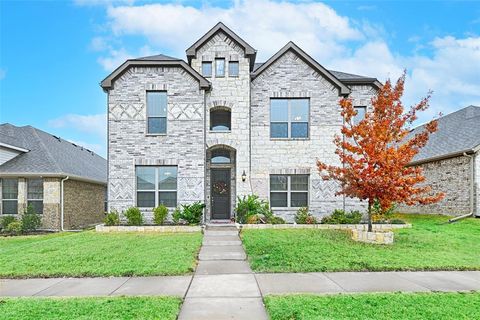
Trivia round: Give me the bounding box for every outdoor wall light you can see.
[241,170,247,182]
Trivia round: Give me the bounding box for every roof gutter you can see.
[449,152,476,222]
[408,149,476,166]
[0,142,29,153]
[0,172,106,185]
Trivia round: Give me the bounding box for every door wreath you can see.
[213,181,229,195]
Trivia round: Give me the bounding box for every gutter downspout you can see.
[449,152,474,223]
[60,176,69,231]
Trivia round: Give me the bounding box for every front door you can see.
[211,168,231,220]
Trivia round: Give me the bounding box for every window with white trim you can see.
[1,178,18,214]
[27,178,43,214]
[270,175,308,208]
[215,58,225,77]
[270,98,309,138]
[202,61,212,77]
[136,166,177,208]
[353,106,366,124]
[147,91,167,134]
[228,61,239,77]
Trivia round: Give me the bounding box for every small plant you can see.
[390,218,406,224]
[124,207,144,226]
[175,202,205,225]
[153,205,168,225]
[21,205,42,232]
[235,194,272,224]
[246,215,259,224]
[5,220,22,235]
[267,216,286,224]
[172,207,181,224]
[321,209,362,224]
[1,215,16,231]
[104,210,120,226]
[294,207,317,224]
[372,199,397,221]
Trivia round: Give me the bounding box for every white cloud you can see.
[92,0,480,124]
[74,0,134,6]
[49,113,106,137]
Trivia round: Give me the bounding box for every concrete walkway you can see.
[178,226,269,320]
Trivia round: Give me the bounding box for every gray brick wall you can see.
[107,66,206,220]
[250,51,371,221]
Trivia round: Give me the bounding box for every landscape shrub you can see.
[390,218,406,224]
[321,209,362,224]
[235,194,272,224]
[124,207,144,226]
[294,207,317,224]
[246,215,259,224]
[5,220,22,235]
[174,202,205,225]
[1,216,16,231]
[267,216,286,224]
[371,199,397,221]
[153,205,169,225]
[104,210,120,226]
[21,205,42,232]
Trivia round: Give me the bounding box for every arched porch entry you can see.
[206,145,236,221]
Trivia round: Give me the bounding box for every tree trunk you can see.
[367,200,373,232]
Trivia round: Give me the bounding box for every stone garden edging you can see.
[95,224,202,233]
[239,223,411,231]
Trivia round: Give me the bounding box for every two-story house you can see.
[101,23,381,222]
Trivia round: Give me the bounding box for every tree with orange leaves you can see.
[317,72,444,232]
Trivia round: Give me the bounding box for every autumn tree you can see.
[317,73,444,232]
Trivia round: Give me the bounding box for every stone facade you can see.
[105,25,379,223]
[398,155,474,216]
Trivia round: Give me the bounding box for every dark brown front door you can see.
[211,168,231,219]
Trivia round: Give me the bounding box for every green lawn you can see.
[265,292,480,320]
[0,231,202,278]
[0,297,181,320]
[241,214,480,272]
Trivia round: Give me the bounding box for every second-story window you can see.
[215,58,225,77]
[202,61,212,77]
[353,106,366,124]
[270,98,309,139]
[229,61,239,77]
[147,91,167,134]
[210,109,231,131]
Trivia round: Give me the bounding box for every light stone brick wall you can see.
[475,152,480,216]
[398,155,472,216]
[107,65,206,221]
[42,177,61,229]
[250,51,374,221]
[63,179,106,229]
[190,31,251,220]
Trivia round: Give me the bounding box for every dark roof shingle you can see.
[0,124,107,184]
[411,105,480,163]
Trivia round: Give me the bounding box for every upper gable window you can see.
[353,106,366,124]
[229,61,239,77]
[202,62,212,77]
[147,91,167,134]
[270,98,309,139]
[215,58,225,77]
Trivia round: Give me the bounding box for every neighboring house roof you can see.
[410,105,480,164]
[251,42,351,96]
[100,55,210,90]
[0,123,107,184]
[186,22,257,70]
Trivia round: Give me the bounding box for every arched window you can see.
[211,149,231,164]
[210,109,231,131]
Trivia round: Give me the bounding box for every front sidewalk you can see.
[2,271,479,298]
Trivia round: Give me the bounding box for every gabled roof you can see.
[186,22,257,69]
[0,124,107,184]
[251,42,351,96]
[410,105,480,164]
[100,54,210,90]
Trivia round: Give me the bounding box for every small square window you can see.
[229,61,239,77]
[202,62,212,77]
[215,58,225,77]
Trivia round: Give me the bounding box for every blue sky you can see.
[1,0,479,157]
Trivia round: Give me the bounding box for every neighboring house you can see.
[0,123,107,230]
[399,105,480,217]
[102,22,381,222]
